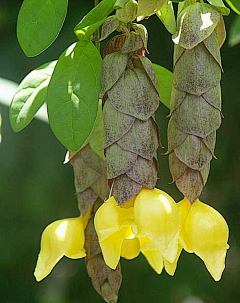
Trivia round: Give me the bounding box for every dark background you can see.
[0,1,240,302]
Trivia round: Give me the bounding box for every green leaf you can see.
[225,0,240,14]
[74,0,116,40]
[47,41,102,151]
[153,64,173,109]
[207,0,230,15]
[10,61,56,132]
[156,1,177,34]
[229,16,240,46]
[114,0,130,9]
[17,0,68,57]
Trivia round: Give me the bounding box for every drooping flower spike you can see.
[94,188,180,274]
[167,0,226,202]
[172,198,229,281]
[101,13,160,205]
[34,209,91,282]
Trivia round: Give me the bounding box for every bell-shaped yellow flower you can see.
[94,196,136,269]
[178,198,229,281]
[34,212,90,281]
[134,188,179,263]
[94,188,180,272]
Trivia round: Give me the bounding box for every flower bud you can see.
[116,0,138,23]
[34,216,86,281]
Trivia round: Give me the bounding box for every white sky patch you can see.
[200,13,213,31]
[65,43,76,57]
[172,12,186,44]
[0,77,48,123]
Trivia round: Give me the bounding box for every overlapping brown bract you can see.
[168,2,226,202]
[69,145,122,303]
[101,28,160,205]
[70,144,109,215]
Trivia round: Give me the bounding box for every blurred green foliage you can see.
[0,1,240,302]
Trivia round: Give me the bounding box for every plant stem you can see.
[94,0,100,52]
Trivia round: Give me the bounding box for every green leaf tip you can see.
[207,0,230,15]
[10,61,57,132]
[153,64,173,109]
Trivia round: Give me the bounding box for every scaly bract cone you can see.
[101,27,160,204]
[168,1,226,202]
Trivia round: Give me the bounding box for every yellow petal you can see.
[34,217,86,281]
[100,228,127,269]
[139,237,163,274]
[94,196,134,242]
[121,238,140,259]
[134,188,179,263]
[95,197,136,269]
[164,245,182,276]
[184,200,229,281]
[177,198,192,251]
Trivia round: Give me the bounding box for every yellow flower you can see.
[134,188,179,263]
[94,188,179,273]
[177,198,229,281]
[34,210,90,281]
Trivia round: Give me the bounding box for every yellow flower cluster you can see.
[94,188,229,281]
[94,188,179,275]
[34,188,229,282]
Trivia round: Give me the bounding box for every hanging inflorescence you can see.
[11,0,232,302]
[167,0,226,202]
[100,8,160,204]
